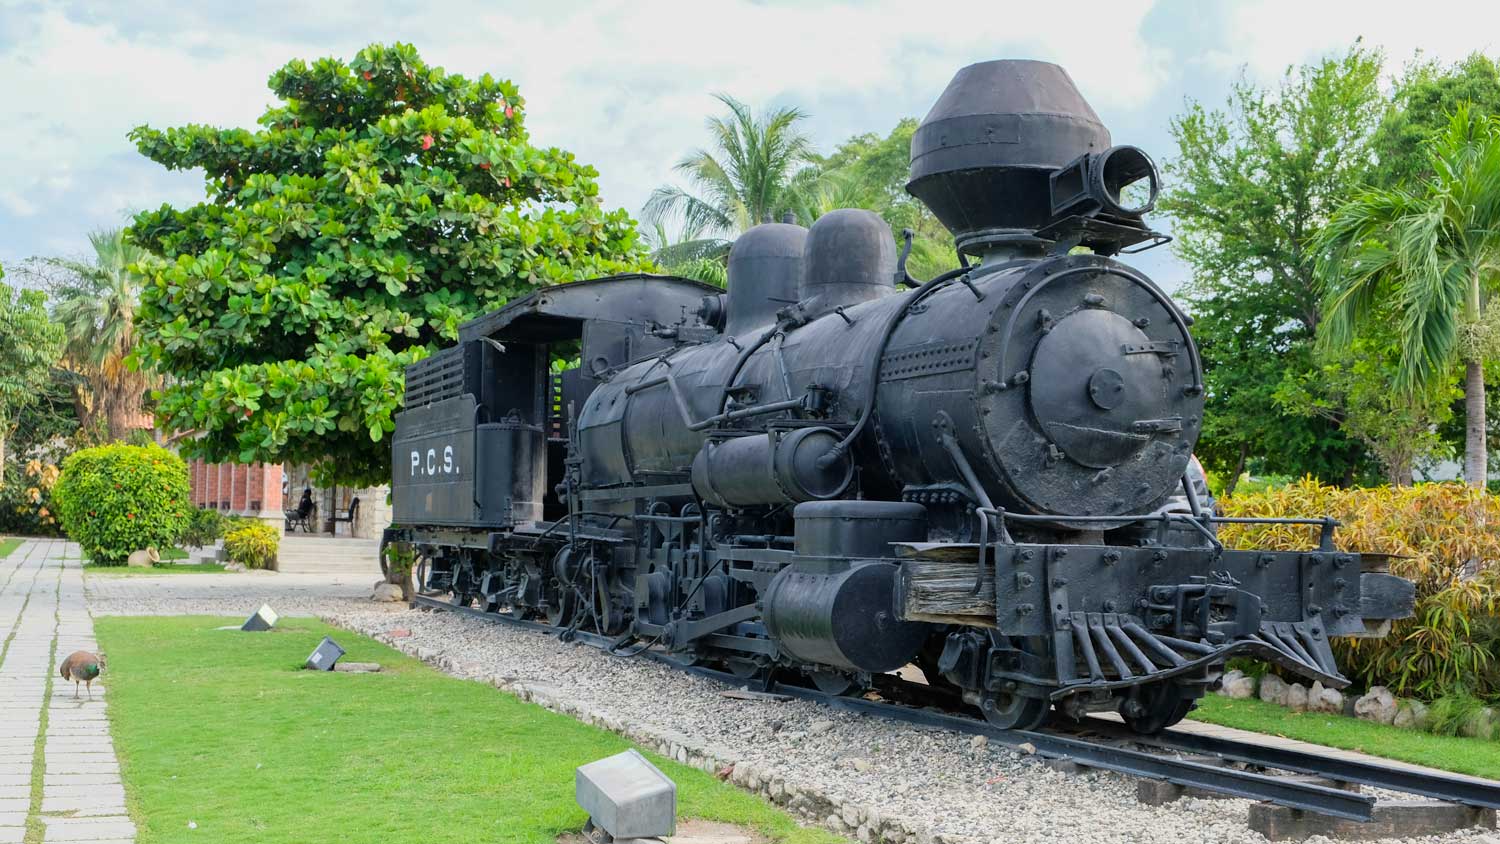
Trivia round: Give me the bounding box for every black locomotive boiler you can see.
[388,60,1415,732]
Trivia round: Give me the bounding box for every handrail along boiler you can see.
[388,60,1416,732]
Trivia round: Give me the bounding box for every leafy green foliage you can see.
[128,43,649,486]
[643,94,815,237]
[1427,690,1492,736]
[1315,106,1500,487]
[0,263,66,486]
[1276,333,1458,484]
[1160,45,1387,488]
[0,458,63,537]
[1372,53,1500,188]
[21,228,156,442]
[223,521,279,570]
[53,443,191,565]
[178,507,228,550]
[1219,479,1500,700]
[797,119,958,281]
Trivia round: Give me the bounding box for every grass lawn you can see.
[96,616,840,844]
[0,537,22,558]
[86,561,227,575]
[1191,695,1500,780]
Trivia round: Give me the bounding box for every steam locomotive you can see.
[387,60,1415,732]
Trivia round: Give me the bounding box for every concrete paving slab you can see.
[38,816,137,841]
[40,774,119,788]
[0,540,136,842]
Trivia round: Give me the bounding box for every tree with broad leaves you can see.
[1372,53,1500,189]
[129,43,649,486]
[1159,45,1387,490]
[0,262,66,487]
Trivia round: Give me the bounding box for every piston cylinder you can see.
[761,501,931,673]
[763,560,930,673]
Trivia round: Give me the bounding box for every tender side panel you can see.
[392,395,492,527]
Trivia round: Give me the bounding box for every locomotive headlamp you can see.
[1050,144,1160,221]
[1094,145,1159,216]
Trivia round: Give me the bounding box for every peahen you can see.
[59,651,106,700]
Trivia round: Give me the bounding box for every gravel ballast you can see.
[89,575,1496,844]
[323,605,1494,844]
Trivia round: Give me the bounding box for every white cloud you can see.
[2,0,1500,280]
[1226,0,1500,83]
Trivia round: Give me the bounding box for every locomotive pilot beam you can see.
[387,59,1416,733]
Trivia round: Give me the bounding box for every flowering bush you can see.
[0,459,64,536]
[1220,479,1500,700]
[52,443,191,565]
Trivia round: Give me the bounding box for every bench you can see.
[331,497,360,535]
[283,499,315,533]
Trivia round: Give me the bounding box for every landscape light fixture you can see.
[304,636,346,671]
[575,749,676,842]
[241,604,279,632]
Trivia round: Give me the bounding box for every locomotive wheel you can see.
[980,691,1050,731]
[809,670,855,696]
[546,591,577,628]
[450,591,475,608]
[1121,682,1195,735]
[725,657,762,679]
[593,577,626,635]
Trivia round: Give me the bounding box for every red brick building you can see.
[186,460,284,528]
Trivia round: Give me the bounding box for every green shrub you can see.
[1220,479,1500,701]
[178,507,228,549]
[1428,691,1489,736]
[223,522,279,570]
[52,443,191,565]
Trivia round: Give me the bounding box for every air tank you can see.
[800,208,896,317]
[725,221,807,334]
[907,59,1112,256]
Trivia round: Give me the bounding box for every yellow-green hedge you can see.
[1220,479,1500,700]
[223,522,279,571]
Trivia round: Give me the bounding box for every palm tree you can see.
[641,220,730,287]
[1315,105,1500,487]
[42,228,156,442]
[643,94,816,237]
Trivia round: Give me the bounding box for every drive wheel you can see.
[546,590,577,628]
[1121,682,1195,734]
[809,670,855,696]
[980,691,1050,731]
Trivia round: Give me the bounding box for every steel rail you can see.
[1090,718,1500,811]
[409,595,1378,820]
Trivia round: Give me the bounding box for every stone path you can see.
[0,540,134,844]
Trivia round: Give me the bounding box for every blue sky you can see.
[1,0,1497,295]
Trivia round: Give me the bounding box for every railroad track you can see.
[410,593,1500,826]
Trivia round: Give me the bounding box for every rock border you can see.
[1217,670,1496,737]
